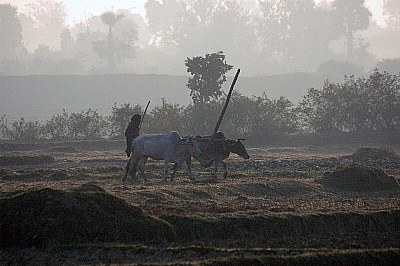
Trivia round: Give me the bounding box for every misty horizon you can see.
[1,0,400,122]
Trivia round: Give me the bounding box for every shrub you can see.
[108,103,142,138]
[67,109,107,140]
[7,118,42,142]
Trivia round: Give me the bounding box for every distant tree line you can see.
[1,68,399,143]
[1,0,400,76]
[0,95,298,142]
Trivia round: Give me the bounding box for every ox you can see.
[172,132,250,179]
[123,131,202,183]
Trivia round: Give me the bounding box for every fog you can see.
[1,0,400,121]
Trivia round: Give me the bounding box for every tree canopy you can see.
[185,51,233,105]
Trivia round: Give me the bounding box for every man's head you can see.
[215,131,225,139]
[131,114,141,123]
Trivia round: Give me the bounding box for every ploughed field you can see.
[1,143,399,265]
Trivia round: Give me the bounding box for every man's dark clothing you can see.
[125,120,140,157]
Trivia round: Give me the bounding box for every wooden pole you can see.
[211,68,241,140]
[139,100,150,131]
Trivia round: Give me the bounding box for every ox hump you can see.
[168,131,182,144]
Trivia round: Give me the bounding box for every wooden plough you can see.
[139,100,150,133]
[210,68,241,142]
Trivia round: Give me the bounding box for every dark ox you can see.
[172,132,250,179]
[124,131,202,183]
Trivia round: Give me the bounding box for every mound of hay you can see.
[0,155,55,166]
[319,164,400,191]
[344,147,400,162]
[0,185,175,247]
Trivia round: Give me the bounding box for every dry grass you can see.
[1,145,400,264]
[0,155,55,166]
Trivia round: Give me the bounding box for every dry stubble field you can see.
[0,143,400,265]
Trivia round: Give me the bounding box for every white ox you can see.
[123,131,202,183]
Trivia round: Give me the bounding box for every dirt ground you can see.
[1,145,400,265]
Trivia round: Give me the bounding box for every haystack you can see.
[344,147,400,163]
[319,164,400,192]
[0,185,175,247]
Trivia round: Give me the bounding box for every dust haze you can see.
[1,0,400,122]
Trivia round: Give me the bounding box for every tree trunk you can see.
[108,26,115,69]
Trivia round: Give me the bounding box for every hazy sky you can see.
[2,0,386,26]
[3,0,145,25]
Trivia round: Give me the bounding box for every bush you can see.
[0,115,9,139]
[182,101,221,135]
[3,117,43,142]
[108,103,142,138]
[145,98,185,134]
[42,110,69,141]
[297,70,400,132]
[67,109,107,140]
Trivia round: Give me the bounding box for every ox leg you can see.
[187,156,192,173]
[172,156,190,180]
[130,158,138,178]
[122,157,137,184]
[164,161,170,181]
[123,159,131,184]
[171,163,180,181]
[126,155,141,182]
[221,161,228,179]
[123,157,136,184]
[140,156,148,182]
[212,161,219,177]
[182,161,195,180]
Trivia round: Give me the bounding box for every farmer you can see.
[125,114,141,157]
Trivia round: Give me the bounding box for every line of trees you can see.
[297,70,400,132]
[1,69,399,143]
[0,94,298,142]
[1,0,400,76]
[1,51,399,143]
